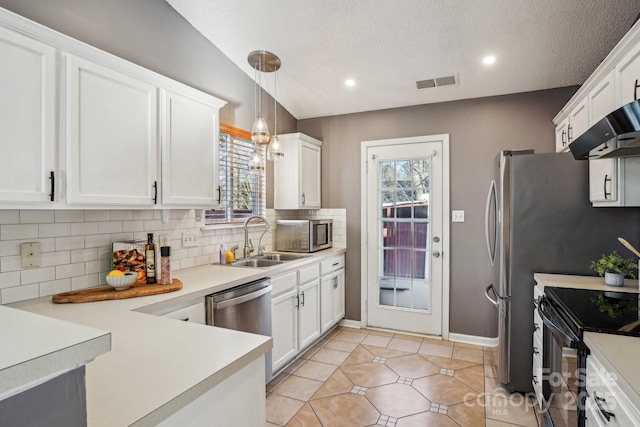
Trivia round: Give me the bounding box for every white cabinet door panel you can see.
[298,279,320,350]
[0,27,56,203]
[161,90,219,207]
[272,288,298,372]
[65,54,158,205]
[616,42,640,106]
[300,142,321,208]
[333,268,345,325]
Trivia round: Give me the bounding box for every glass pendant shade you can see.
[267,135,284,161]
[249,144,265,173]
[251,117,270,144]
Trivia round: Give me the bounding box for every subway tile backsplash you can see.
[0,208,346,305]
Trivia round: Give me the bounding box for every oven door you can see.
[537,295,586,427]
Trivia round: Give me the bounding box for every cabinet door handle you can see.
[635,79,639,101]
[533,346,539,355]
[300,291,305,307]
[567,124,573,142]
[49,171,55,202]
[216,185,221,204]
[594,392,615,422]
[181,317,189,322]
[562,130,567,146]
[332,262,340,267]
[295,294,300,309]
[301,192,306,206]
[333,276,338,289]
[533,323,539,332]
[153,181,158,204]
[604,174,611,199]
[532,375,538,385]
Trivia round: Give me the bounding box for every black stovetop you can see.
[545,286,640,337]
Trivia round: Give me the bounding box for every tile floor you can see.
[266,327,542,427]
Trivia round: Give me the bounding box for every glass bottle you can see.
[145,233,157,284]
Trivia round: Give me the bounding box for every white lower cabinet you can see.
[320,255,346,334]
[298,277,321,350]
[271,279,298,371]
[271,255,345,373]
[585,354,640,426]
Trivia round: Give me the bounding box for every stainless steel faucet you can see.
[243,215,270,258]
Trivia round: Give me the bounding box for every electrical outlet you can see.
[452,210,465,223]
[182,232,198,248]
[21,242,41,268]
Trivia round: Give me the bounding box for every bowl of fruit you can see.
[106,270,137,290]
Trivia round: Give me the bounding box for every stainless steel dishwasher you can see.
[205,278,273,383]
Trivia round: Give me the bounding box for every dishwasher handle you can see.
[215,285,272,310]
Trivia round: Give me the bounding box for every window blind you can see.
[206,131,265,223]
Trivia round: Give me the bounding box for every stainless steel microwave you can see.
[276,219,333,252]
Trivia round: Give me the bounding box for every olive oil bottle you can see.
[145,233,157,284]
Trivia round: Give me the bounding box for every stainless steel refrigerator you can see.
[484,150,640,393]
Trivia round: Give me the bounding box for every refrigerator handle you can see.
[484,284,499,307]
[485,180,497,266]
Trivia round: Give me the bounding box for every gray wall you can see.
[298,87,578,338]
[0,0,296,204]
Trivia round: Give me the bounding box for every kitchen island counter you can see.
[9,248,345,426]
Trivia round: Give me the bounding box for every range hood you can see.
[569,100,640,160]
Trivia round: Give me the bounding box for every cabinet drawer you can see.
[272,271,297,296]
[298,263,320,284]
[320,255,345,275]
[586,356,640,426]
[161,302,205,324]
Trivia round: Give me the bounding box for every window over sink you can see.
[206,125,265,224]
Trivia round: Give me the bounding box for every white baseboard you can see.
[449,332,498,347]
[338,319,362,329]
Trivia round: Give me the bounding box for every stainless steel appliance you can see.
[569,100,640,159]
[538,287,640,427]
[206,278,273,383]
[484,150,640,393]
[276,219,332,252]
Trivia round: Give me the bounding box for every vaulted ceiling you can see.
[165,0,640,119]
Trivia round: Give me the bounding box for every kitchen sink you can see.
[229,258,283,268]
[258,253,311,261]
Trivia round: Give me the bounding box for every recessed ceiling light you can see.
[345,79,356,87]
[483,56,496,65]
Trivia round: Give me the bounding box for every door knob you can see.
[432,251,441,258]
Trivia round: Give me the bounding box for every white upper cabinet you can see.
[0,27,57,204]
[554,117,570,153]
[274,133,322,209]
[616,40,640,105]
[161,89,224,208]
[64,54,159,206]
[567,99,589,145]
[588,72,618,205]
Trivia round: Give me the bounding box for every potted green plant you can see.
[589,251,637,287]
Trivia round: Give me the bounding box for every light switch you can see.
[21,242,41,268]
[452,210,465,223]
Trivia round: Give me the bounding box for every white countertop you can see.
[0,305,110,400]
[534,273,640,293]
[584,332,640,410]
[7,248,345,426]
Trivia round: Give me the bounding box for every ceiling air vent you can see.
[416,74,457,89]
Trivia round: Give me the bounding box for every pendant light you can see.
[248,50,284,161]
[249,142,264,173]
[267,70,284,161]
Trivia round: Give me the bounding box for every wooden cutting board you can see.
[52,279,183,303]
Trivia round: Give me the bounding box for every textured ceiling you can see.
[165,0,640,119]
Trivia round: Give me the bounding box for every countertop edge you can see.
[132,338,272,426]
[583,332,640,413]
